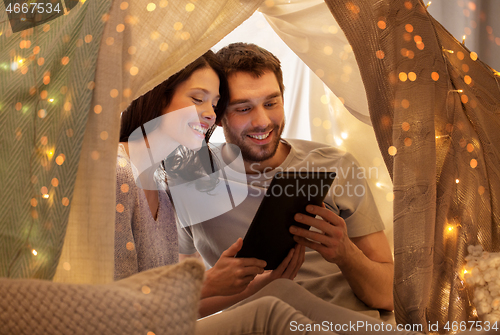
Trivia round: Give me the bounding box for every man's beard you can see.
[222,119,285,163]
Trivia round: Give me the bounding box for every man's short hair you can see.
[216,43,285,96]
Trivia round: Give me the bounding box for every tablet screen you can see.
[235,171,336,270]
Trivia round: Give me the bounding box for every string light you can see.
[462,35,466,45]
[426,1,432,8]
[42,194,49,199]
[32,249,37,256]
[460,267,468,281]
[456,179,460,184]
[442,48,454,54]
[450,89,463,93]
[48,98,54,102]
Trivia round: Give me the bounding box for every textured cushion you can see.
[0,259,204,335]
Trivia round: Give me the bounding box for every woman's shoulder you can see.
[116,143,135,185]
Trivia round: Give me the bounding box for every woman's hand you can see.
[201,238,267,298]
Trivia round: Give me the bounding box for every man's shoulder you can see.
[284,138,352,162]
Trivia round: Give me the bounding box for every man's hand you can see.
[243,243,305,297]
[290,203,395,310]
[290,204,353,266]
[201,238,267,298]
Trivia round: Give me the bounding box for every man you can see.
[178,43,394,316]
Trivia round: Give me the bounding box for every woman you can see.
[115,50,227,281]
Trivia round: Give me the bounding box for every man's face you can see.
[221,70,285,163]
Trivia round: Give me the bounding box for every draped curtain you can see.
[322,0,500,331]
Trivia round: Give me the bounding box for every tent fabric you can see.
[0,0,112,280]
[323,0,500,329]
[260,0,372,125]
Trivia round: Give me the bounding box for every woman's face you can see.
[160,67,220,150]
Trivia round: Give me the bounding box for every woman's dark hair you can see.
[120,50,228,142]
[119,50,228,191]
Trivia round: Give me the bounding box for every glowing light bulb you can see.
[341,132,348,139]
[426,1,431,8]
[462,35,466,44]
[32,249,37,256]
[18,59,24,64]
[376,182,382,188]
[460,267,468,280]
[42,194,49,199]
[456,179,460,184]
[48,98,54,102]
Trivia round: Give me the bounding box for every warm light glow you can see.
[42,194,49,199]
[462,35,466,44]
[456,179,460,184]
[376,182,382,188]
[341,132,348,139]
[442,48,454,54]
[388,146,397,156]
[426,1,431,8]
[460,267,468,280]
[48,98,54,102]
[32,249,38,256]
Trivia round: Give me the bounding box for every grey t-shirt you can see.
[177,139,385,268]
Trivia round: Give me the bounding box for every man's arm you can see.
[290,204,394,311]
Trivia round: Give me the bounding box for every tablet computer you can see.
[235,171,336,270]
